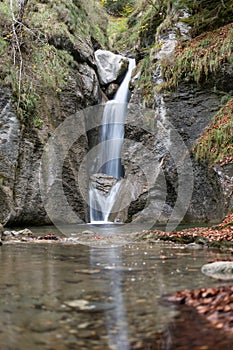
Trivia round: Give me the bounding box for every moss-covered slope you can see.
[0,0,108,127]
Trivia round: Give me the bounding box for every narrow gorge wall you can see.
[120,10,233,226]
[0,0,107,226]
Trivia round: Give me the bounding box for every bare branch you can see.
[220,0,226,8]
[10,0,23,110]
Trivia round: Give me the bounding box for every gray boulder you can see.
[94,49,129,85]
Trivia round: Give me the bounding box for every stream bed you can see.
[0,226,233,350]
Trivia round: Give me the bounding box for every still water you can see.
[0,229,232,350]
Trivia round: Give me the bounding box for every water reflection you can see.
[90,247,130,350]
[0,242,232,349]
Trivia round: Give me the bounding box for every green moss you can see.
[162,23,233,89]
[177,0,233,36]
[0,0,107,125]
[194,98,233,166]
[134,54,156,108]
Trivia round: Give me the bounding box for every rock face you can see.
[0,88,20,224]
[0,0,109,226]
[0,2,231,228]
[89,173,118,196]
[0,56,100,227]
[0,42,135,227]
[94,49,129,85]
[120,13,229,227]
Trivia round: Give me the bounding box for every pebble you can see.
[64,299,96,310]
[74,269,100,274]
[201,261,233,280]
[82,230,95,235]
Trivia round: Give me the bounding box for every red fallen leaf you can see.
[202,288,218,298]
[166,284,233,334]
[215,322,224,329]
[223,305,232,312]
[197,305,209,314]
[37,233,59,240]
[167,295,185,303]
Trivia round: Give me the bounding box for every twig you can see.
[220,0,226,8]
[14,20,47,44]
[10,0,23,110]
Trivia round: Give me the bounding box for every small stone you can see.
[2,230,12,236]
[82,230,95,235]
[64,299,96,310]
[74,269,100,274]
[187,243,202,249]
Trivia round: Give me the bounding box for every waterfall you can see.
[89,58,136,223]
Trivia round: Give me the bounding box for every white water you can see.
[89,58,136,223]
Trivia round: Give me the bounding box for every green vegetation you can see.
[194,98,233,166]
[134,55,156,108]
[107,0,166,53]
[0,0,107,126]
[162,23,233,89]
[106,0,168,106]
[177,0,233,36]
[101,0,134,16]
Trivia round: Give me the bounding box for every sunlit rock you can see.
[94,49,129,85]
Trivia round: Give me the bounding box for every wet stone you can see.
[201,261,233,280]
[82,230,95,235]
[74,269,101,274]
[64,299,95,310]
[64,299,114,312]
[29,316,59,333]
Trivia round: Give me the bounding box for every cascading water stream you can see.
[89,58,136,223]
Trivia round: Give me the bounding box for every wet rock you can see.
[0,79,94,226]
[64,299,96,310]
[105,83,119,99]
[89,173,118,196]
[201,261,233,280]
[82,230,95,235]
[74,269,100,274]
[48,34,96,68]
[77,63,100,105]
[2,228,33,241]
[124,13,226,226]
[0,88,20,224]
[64,299,114,312]
[29,313,59,333]
[0,223,3,238]
[94,49,129,85]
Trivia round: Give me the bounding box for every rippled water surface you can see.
[0,227,232,350]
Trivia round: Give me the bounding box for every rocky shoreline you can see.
[1,212,233,247]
